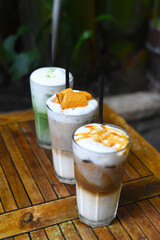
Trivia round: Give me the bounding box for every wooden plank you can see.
[73,219,97,240]
[65,184,76,195]
[117,207,147,240]
[0,164,17,212]
[0,125,44,205]
[120,175,160,205]
[108,218,131,240]
[0,134,31,208]
[103,104,160,179]
[0,196,77,239]
[0,201,4,214]
[128,151,152,177]
[0,110,34,126]
[9,123,57,201]
[138,200,160,231]
[125,161,141,180]
[45,225,64,240]
[93,226,115,240]
[126,203,160,239]
[59,221,81,240]
[30,229,48,240]
[123,173,130,182]
[19,122,70,198]
[149,196,160,213]
[14,233,30,240]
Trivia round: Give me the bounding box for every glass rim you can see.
[30,66,74,87]
[46,102,97,118]
[72,123,131,155]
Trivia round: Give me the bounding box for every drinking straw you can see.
[65,53,69,88]
[48,33,52,67]
[98,76,104,124]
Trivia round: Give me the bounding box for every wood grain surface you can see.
[0,106,160,240]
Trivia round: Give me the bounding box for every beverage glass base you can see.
[37,139,51,149]
[79,213,116,227]
[54,171,75,185]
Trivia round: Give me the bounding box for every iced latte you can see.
[72,123,131,226]
[46,88,98,184]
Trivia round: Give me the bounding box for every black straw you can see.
[98,76,104,124]
[65,53,69,88]
[48,33,52,67]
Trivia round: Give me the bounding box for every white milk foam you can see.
[30,67,73,86]
[73,123,129,166]
[46,90,98,116]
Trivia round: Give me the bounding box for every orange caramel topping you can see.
[52,88,93,110]
[75,124,129,151]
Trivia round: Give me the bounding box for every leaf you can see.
[72,30,93,60]
[94,14,119,25]
[3,35,17,62]
[17,25,31,37]
[10,48,40,80]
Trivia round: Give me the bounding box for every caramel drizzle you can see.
[75,125,129,151]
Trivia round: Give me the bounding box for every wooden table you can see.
[0,105,160,240]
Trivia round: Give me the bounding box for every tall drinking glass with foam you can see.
[30,67,73,149]
[46,88,98,184]
[72,123,131,226]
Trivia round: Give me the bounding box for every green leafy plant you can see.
[3,25,40,80]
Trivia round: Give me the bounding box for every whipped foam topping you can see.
[46,90,98,116]
[74,123,129,153]
[30,67,73,86]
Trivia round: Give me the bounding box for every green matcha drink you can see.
[30,67,74,149]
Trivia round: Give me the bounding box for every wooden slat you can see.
[128,151,152,177]
[0,196,77,239]
[125,161,141,180]
[126,203,160,239]
[117,207,147,240]
[0,125,44,205]
[65,184,76,195]
[59,221,81,240]
[0,134,31,208]
[108,218,131,240]
[103,104,160,179]
[73,219,97,240]
[149,196,160,213]
[14,233,30,240]
[0,164,17,212]
[45,225,64,240]
[123,173,130,182]
[93,226,115,240]
[0,110,34,126]
[0,201,4,214]
[120,175,160,205]
[30,229,48,240]
[19,122,70,198]
[9,123,57,201]
[138,200,160,231]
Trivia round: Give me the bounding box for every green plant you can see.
[153,0,160,28]
[3,25,40,80]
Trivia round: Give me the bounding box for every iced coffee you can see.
[30,67,73,148]
[72,123,131,226]
[46,88,98,184]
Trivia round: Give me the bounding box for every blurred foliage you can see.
[0,0,153,91]
[3,25,40,80]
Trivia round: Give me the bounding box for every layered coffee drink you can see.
[72,123,131,226]
[46,88,98,184]
[30,67,73,148]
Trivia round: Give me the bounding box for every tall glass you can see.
[72,123,131,227]
[30,67,73,149]
[46,93,98,184]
